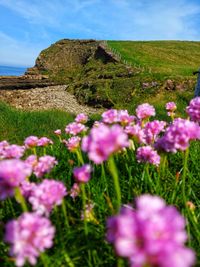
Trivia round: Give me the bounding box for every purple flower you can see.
[143,120,166,144]
[136,146,160,166]
[70,183,81,199]
[20,181,36,198]
[155,118,200,153]
[65,122,87,135]
[25,155,38,169]
[102,109,118,124]
[75,113,88,124]
[37,137,53,147]
[33,156,57,178]
[73,164,92,183]
[0,159,32,200]
[125,125,145,144]
[166,102,177,111]
[29,179,67,216]
[24,136,39,148]
[54,129,61,135]
[5,212,55,266]
[82,124,129,164]
[107,194,195,267]
[63,136,81,152]
[186,97,200,123]
[118,110,135,126]
[1,144,25,159]
[136,103,156,120]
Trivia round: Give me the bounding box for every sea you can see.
[0,65,28,76]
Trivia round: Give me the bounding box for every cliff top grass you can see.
[107,40,200,80]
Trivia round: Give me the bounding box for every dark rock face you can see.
[0,77,56,90]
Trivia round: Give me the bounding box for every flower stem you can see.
[108,156,121,213]
[14,187,28,212]
[182,149,189,206]
[81,183,88,235]
[62,199,69,228]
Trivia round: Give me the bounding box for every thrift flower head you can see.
[29,179,67,216]
[5,212,55,267]
[20,181,36,199]
[155,118,200,153]
[37,137,53,147]
[75,113,88,124]
[102,109,118,124]
[186,97,200,123]
[166,102,177,111]
[136,146,160,166]
[70,183,81,199]
[54,129,61,135]
[125,125,145,144]
[33,156,57,178]
[0,159,32,200]
[25,155,38,170]
[24,136,39,148]
[82,124,129,164]
[107,194,195,267]
[65,122,87,135]
[64,136,81,152]
[143,120,166,144]
[118,110,135,126]
[1,144,25,159]
[136,103,155,120]
[73,164,92,183]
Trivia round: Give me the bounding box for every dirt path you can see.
[0,85,103,115]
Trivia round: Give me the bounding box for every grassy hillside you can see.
[107,41,200,80]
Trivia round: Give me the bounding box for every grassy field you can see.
[107,41,200,80]
[0,99,200,267]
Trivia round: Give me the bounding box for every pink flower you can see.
[70,183,81,199]
[136,146,160,166]
[37,137,53,147]
[0,159,32,200]
[186,97,200,123]
[29,179,67,216]
[65,122,87,135]
[20,181,36,198]
[118,110,135,126]
[73,164,92,183]
[166,102,177,111]
[125,125,145,144]
[54,129,61,135]
[63,136,81,152]
[136,103,155,120]
[5,212,55,267]
[75,113,88,124]
[1,144,25,159]
[155,118,200,153]
[143,120,166,144]
[25,155,38,169]
[107,194,195,267]
[24,136,39,148]
[33,156,57,178]
[82,124,129,164]
[102,109,118,124]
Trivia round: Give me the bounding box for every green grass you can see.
[0,101,74,144]
[0,101,200,266]
[107,41,200,80]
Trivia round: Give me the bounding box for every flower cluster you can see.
[63,136,81,152]
[136,146,160,166]
[33,156,57,178]
[155,118,200,153]
[75,113,88,124]
[136,103,155,120]
[5,212,55,267]
[65,122,87,135]
[102,109,135,125]
[29,179,67,216]
[82,124,129,164]
[73,164,92,183]
[107,195,195,267]
[143,120,166,144]
[0,159,32,200]
[0,143,25,159]
[186,97,200,123]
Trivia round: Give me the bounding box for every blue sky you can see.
[0,0,200,66]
